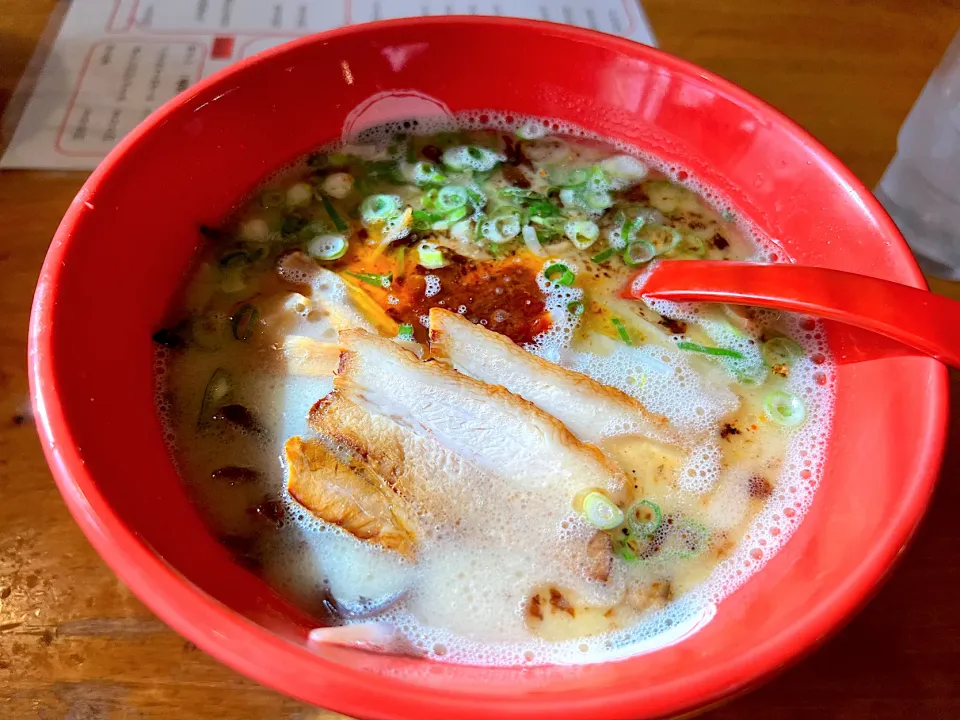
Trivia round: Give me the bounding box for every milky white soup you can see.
[155,114,834,665]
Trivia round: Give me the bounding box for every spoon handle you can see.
[626,260,960,368]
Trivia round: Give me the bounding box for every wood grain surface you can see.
[2,1,959,718]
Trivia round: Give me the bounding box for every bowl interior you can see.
[31,18,947,720]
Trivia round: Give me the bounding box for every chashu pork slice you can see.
[428,307,674,446]
[335,329,627,503]
[284,436,417,558]
[311,393,616,583]
[309,393,485,524]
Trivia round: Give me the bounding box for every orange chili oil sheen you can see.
[337,246,550,345]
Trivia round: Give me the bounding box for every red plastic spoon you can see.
[625,260,960,368]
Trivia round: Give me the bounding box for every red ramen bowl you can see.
[29,17,948,720]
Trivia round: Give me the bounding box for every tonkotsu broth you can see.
[155,113,835,665]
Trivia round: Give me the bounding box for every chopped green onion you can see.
[567,300,585,316]
[672,234,707,258]
[464,185,487,208]
[437,185,469,212]
[550,167,588,187]
[763,391,806,427]
[286,182,313,208]
[677,340,744,359]
[322,172,354,199]
[623,240,657,267]
[413,161,447,186]
[612,317,632,345]
[307,234,349,261]
[412,209,445,231]
[395,246,406,277]
[585,165,609,194]
[417,241,447,270]
[515,121,546,140]
[522,225,544,256]
[627,500,662,536]
[591,247,616,263]
[442,145,503,172]
[345,270,392,288]
[320,194,347,232]
[544,262,576,286]
[433,204,468,229]
[481,213,521,244]
[761,336,804,368]
[260,189,285,209]
[581,491,624,530]
[199,368,232,426]
[640,224,682,254]
[360,194,403,225]
[231,304,260,341]
[564,220,600,249]
[614,528,653,562]
[620,216,640,246]
[397,323,415,340]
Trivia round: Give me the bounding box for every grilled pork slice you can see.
[428,307,673,445]
[282,335,341,376]
[309,393,483,523]
[335,329,627,503]
[311,393,616,583]
[284,436,417,558]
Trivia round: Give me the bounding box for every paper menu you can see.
[0,0,656,170]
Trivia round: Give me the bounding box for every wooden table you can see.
[1,1,959,717]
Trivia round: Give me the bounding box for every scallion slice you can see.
[442,145,503,172]
[564,220,600,249]
[306,234,348,261]
[436,185,469,212]
[320,194,347,232]
[345,270,392,288]
[567,300,585,316]
[515,121,546,140]
[581,492,624,531]
[481,213,521,244]
[623,240,657,267]
[397,323,415,340]
[627,500,662,536]
[413,161,447,186]
[763,391,806,427]
[612,317,632,345]
[550,167,588,187]
[360,194,403,226]
[544,262,576,286]
[591,247,616,264]
[285,182,313,208]
[417,241,447,270]
[761,336,804,368]
[395,245,406,278]
[677,340,744,359]
[231,304,260,341]
[672,234,707,258]
[522,225,544,256]
[199,368,232,426]
[640,224,682,254]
